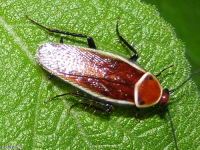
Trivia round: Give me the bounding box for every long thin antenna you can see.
[155,65,174,77]
[166,68,200,149]
[166,106,179,150]
[169,68,200,94]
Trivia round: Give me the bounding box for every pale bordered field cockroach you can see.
[26,15,200,149]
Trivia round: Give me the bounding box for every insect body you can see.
[26,15,171,109]
[26,15,200,110]
[36,43,167,108]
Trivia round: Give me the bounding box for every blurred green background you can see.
[142,0,200,90]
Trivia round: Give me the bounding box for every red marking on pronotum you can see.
[26,15,199,149]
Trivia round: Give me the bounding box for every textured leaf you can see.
[0,0,199,149]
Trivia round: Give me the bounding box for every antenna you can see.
[165,107,179,150]
[169,68,200,94]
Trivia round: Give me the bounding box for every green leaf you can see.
[0,0,199,149]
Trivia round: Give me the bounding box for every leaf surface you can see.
[0,0,199,149]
